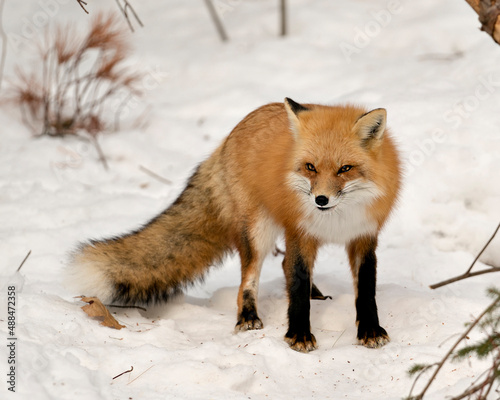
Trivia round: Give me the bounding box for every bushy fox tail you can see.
[68,161,232,305]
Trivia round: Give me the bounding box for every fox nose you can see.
[315,195,329,207]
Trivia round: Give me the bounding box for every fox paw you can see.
[284,331,317,352]
[235,314,263,332]
[357,325,390,348]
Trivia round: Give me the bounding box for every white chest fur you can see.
[298,203,378,244]
[287,172,381,244]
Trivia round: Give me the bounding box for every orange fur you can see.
[69,99,401,352]
[222,102,400,234]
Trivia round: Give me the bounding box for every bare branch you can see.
[90,135,109,170]
[465,221,500,274]
[139,165,172,185]
[17,250,32,272]
[115,0,144,33]
[76,0,89,14]
[430,267,500,289]
[449,355,499,399]
[430,222,500,289]
[0,0,7,91]
[126,365,154,386]
[203,0,229,42]
[407,295,500,399]
[112,366,133,380]
[280,0,287,36]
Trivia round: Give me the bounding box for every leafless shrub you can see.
[7,12,143,140]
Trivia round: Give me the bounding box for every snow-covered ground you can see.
[1,1,500,399]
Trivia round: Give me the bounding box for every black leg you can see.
[283,236,318,352]
[348,236,389,348]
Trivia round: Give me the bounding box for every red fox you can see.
[69,98,401,352]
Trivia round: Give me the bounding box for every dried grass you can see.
[7,11,143,139]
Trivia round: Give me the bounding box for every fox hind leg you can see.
[235,214,280,332]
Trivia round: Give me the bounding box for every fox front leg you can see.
[276,246,330,301]
[347,236,389,348]
[282,234,318,352]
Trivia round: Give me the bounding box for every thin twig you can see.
[331,329,346,348]
[123,1,143,28]
[465,222,500,274]
[76,0,89,14]
[280,0,287,36]
[17,250,32,272]
[19,103,38,133]
[139,165,172,185]
[115,0,144,33]
[407,296,500,399]
[450,364,498,399]
[0,0,7,91]
[430,267,500,289]
[430,222,500,289]
[90,136,109,170]
[203,0,229,42]
[107,304,147,312]
[417,51,464,62]
[407,364,438,398]
[114,93,133,131]
[126,365,154,385]
[112,366,133,380]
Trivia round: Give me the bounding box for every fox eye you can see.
[305,163,317,172]
[338,165,353,174]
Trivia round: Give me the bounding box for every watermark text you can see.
[6,285,17,393]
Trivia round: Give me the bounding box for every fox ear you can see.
[284,97,309,138]
[353,108,387,149]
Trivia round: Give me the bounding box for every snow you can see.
[1,0,500,399]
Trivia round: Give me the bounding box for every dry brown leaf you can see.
[79,296,125,330]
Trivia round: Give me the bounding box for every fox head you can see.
[284,97,387,215]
